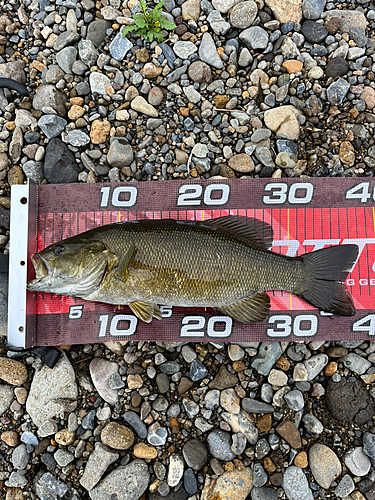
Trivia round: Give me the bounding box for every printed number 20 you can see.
[177,184,230,206]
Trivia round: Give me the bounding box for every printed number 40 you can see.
[346,182,375,203]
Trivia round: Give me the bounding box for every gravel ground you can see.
[0,0,374,498]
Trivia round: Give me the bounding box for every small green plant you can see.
[122,0,176,43]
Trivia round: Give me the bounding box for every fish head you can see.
[27,239,117,297]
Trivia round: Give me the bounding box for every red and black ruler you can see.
[8,178,375,347]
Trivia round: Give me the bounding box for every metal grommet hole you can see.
[18,326,24,332]
[20,197,27,205]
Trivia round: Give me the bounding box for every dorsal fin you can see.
[205,216,273,250]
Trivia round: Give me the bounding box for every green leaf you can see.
[155,31,163,42]
[156,0,164,8]
[134,14,146,27]
[122,25,137,37]
[159,19,176,29]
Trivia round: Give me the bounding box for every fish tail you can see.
[298,245,359,316]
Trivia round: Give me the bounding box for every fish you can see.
[26,216,359,324]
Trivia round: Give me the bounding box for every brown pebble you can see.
[133,442,158,459]
[1,431,19,447]
[228,154,254,173]
[214,95,230,109]
[327,347,348,358]
[294,451,308,468]
[275,356,291,371]
[55,429,75,446]
[131,393,142,407]
[263,456,276,473]
[0,358,28,386]
[178,377,194,395]
[325,16,341,34]
[325,361,338,377]
[7,166,25,186]
[136,48,150,63]
[90,119,111,145]
[148,87,163,107]
[232,361,246,372]
[257,414,272,433]
[101,422,134,450]
[276,420,302,448]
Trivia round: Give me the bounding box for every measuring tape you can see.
[7,178,375,347]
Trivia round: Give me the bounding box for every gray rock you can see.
[32,85,67,117]
[207,10,230,35]
[78,39,99,66]
[252,487,278,500]
[148,422,168,446]
[167,64,188,83]
[207,430,236,461]
[302,0,325,19]
[22,160,44,184]
[156,373,170,394]
[6,472,28,488]
[160,361,180,375]
[56,46,77,74]
[65,129,90,147]
[242,398,274,413]
[109,372,124,390]
[184,468,197,495]
[253,463,268,488]
[327,78,351,106]
[302,414,323,434]
[343,353,371,375]
[188,359,208,381]
[255,146,275,167]
[334,474,355,498]
[238,47,253,67]
[80,442,119,491]
[123,411,147,439]
[183,398,199,419]
[11,444,30,470]
[89,72,112,94]
[109,32,133,61]
[344,447,371,476]
[182,439,208,470]
[183,85,201,104]
[36,472,80,500]
[251,343,282,376]
[284,390,304,411]
[107,139,134,167]
[89,460,149,500]
[212,0,241,13]
[231,432,247,455]
[26,353,78,428]
[199,32,223,69]
[363,432,375,462]
[53,30,80,51]
[239,26,269,50]
[230,1,258,29]
[282,466,313,500]
[54,449,74,467]
[87,19,109,47]
[72,60,88,75]
[173,41,197,59]
[89,358,119,406]
[304,353,328,380]
[38,115,67,139]
[44,138,80,183]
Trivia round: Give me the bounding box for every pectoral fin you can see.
[117,241,135,280]
[220,292,270,323]
[129,301,162,323]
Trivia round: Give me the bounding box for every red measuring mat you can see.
[27,178,375,345]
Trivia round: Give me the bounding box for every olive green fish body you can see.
[27,217,359,324]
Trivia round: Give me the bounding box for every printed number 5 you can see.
[69,305,83,319]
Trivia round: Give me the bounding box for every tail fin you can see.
[299,245,359,316]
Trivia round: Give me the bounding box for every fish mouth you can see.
[26,253,51,291]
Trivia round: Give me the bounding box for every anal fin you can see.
[220,292,270,323]
[129,301,162,323]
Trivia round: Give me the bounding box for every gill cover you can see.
[27,240,117,297]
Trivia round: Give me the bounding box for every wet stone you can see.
[148,422,168,446]
[325,58,349,78]
[182,439,208,470]
[188,359,208,381]
[282,466,313,500]
[207,430,236,462]
[184,468,197,495]
[156,373,170,394]
[242,398,274,414]
[327,78,351,106]
[43,138,80,183]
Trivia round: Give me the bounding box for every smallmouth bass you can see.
[27,216,359,323]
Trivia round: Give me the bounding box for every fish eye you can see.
[53,246,64,256]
